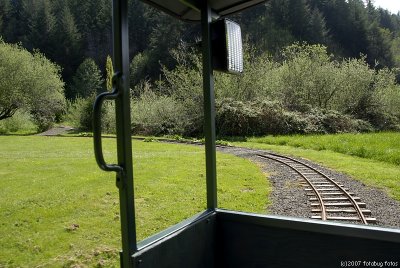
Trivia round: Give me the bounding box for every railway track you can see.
[149,140,378,225]
[257,152,376,225]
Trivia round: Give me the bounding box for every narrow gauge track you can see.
[141,139,379,224]
[257,152,376,225]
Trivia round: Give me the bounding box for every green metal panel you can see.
[216,209,400,243]
[216,210,400,268]
[132,210,217,267]
[127,210,400,268]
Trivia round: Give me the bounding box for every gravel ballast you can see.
[216,145,400,229]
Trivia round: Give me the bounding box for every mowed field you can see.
[1,132,399,267]
[232,132,400,201]
[0,136,270,267]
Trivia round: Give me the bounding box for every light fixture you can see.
[211,19,243,74]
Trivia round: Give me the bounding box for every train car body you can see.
[93,1,400,267]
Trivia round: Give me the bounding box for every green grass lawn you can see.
[231,132,400,201]
[0,136,270,267]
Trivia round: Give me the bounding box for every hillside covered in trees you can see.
[0,0,400,136]
[1,0,400,90]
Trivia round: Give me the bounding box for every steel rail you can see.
[266,152,368,225]
[257,152,368,225]
[150,141,370,224]
[256,154,327,221]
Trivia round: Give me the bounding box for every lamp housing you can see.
[211,19,243,74]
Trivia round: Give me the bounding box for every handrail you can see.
[93,72,123,174]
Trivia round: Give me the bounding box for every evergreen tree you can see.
[1,0,400,88]
[77,0,111,65]
[68,58,103,99]
[367,24,394,67]
[128,0,151,55]
[391,36,400,68]
[6,0,32,44]
[287,0,312,40]
[366,0,378,21]
[378,9,396,31]
[26,0,57,53]
[106,55,114,91]
[54,4,82,82]
[148,12,186,72]
[269,0,290,27]
[0,0,11,35]
[309,8,330,45]
[257,1,295,52]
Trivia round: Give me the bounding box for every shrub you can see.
[66,96,115,133]
[65,98,86,129]
[281,111,309,134]
[0,110,36,134]
[101,102,116,134]
[128,43,400,137]
[76,97,94,132]
[216,99,260,136]
[362,110,400,131]
[216,99,308,136]
[302,109,373,134]
[131,89,189,136]
[257,100,301,135]
[66,97,92,131]
[215,99,374,136]
[317,110,372,134]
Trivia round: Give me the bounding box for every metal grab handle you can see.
[93,72,123,173]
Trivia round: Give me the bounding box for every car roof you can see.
[140,0,266,21]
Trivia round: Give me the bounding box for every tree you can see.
[0,40,65,130]
[309,8,330,45]
[53,4,82,82]
[287,0,312,39]
[69,58,103,99]
[130,52,151,87]
[391,36,400,68]
[366,25,394,67]
[278,43,339,111]
[14,0,58,59]
[128,0,152,55]
[1,0,400,92]
[106,55,113,91]
[3,0,29,43]
[0,0,11,34]
[73,0,112,65]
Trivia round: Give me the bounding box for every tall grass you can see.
[248,132,400,165]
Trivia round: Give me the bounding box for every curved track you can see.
[257,152,376,224]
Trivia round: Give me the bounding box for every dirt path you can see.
[36,125,75,136]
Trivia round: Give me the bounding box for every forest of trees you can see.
[0,0,400,135]
[1,0,400,92]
